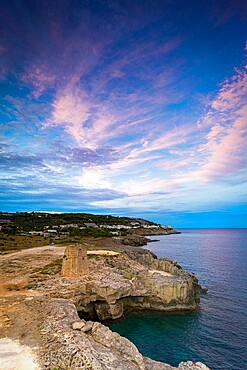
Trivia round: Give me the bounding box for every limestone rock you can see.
[94,301,124,320]
[0,239,210,370]
[72,320,86,330]
[178,361,211,369]
[81,320,94,332]
[144,357,177,369]
[61,245,89,277]
[121,235,150,246]
[0,295,211,370]
[91,322,145,369]
[71,253,201,320]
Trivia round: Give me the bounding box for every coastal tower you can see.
[61,244,89,277]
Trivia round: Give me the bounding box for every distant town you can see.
[0,212,175,237]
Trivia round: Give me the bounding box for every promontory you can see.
[0,212,210,370]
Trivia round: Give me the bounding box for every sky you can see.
[0,0,247,227]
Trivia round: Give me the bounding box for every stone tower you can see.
[61,245,89,277]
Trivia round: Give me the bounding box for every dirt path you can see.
[0,245,119,261]
[0,245,66,261]
[87,250,119,255]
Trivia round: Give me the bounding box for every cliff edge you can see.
[31,246,202,320]
[0,242,209,370]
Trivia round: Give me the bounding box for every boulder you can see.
[72,321,86,330]
[81,320,94,332]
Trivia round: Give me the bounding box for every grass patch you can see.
[0,234,51,251]
[25,284,34,289]
[40,258,62,275]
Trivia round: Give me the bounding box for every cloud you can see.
[0,153,44,171]
[1,0,185,159]
[50,90,91,145]
[21,66,55,98]
[198,64,247,181]
[78,166,113,190]
[0,143,119,175]
[47,89,126,149]
[0,179,125,213]
[0,0,173,92]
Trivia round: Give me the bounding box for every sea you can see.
[108,229,247,370]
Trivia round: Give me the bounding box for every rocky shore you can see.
[129,227,181,237]
[0,239,210,370]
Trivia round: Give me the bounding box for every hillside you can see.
[0,212,180,253]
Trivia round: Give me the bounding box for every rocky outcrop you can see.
[121,235,151,246]
[34,251,202,321]
[13,296,209,370]
[0,245,210,370]
[144,357,209,370]
[129,227,181,236]
[49,298,210,369]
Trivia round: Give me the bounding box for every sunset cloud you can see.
[50,90,92,146]
[22,65,56,98]
[198,65,247,181]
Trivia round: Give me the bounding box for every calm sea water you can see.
[108,229,247,370]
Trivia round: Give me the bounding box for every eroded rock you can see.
[72,321,86,330]
[0,244,210,370]
[71,253,201,320]
[81,320,94,332]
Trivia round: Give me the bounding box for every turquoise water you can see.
[108,229,247,370]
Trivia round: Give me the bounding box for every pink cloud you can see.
[46,90,95,147]
[198,64,247,181]
[47,89,125,149]
[52,92,89,126]
[124,123,195,163]
[22,65,56,98]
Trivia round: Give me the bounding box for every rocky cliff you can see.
[1,295,209,370]
[0,243,209,370]
[33,248,202,321]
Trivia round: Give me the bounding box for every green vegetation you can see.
[0,211,157,232]
[0,211,164,252]
[40,258,62,275]
[25,284,34,289]
[0,234,51,252]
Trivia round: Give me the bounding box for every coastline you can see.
[0,236,210,370]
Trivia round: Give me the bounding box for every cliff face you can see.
[84,255,200,320]
[35,250,201,321]
[8,296,209,370]
[0,245,209,370]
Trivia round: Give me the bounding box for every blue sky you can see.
[0,0,247,227]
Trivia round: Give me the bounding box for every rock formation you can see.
[36,250,202,321]
[61,244,89,277]
[19,296,210,370]
[121,235,150,246]
[0,243,210,369]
